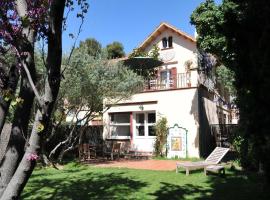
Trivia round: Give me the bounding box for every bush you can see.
[154,118,168,157]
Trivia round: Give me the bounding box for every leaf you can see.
[37,123,45,133]
[11,101,17,106]
[21,16,30,27]
[16,97,24,105]
[4,96,10,102]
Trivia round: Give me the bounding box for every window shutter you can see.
[170,67,177,88]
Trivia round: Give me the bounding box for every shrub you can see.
[154,117,168,157]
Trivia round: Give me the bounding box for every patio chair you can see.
[79,143,91,161]
[176,147,229,175]
[103,142,121,160]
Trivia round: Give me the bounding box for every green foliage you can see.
[128,44,160,79]
[154,117,168,157]
[216,65,236,95]
[60,44,143,116]
[190,0,228,59]
[129,44,160,60]
[232,135,244,156]
[79,38,102,58]
[106,41,125,59]
[191,0,270,180]
[128,48,148,58]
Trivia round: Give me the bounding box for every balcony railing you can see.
[143,73,192,91]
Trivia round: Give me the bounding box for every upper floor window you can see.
[162,37,168,48]
[162,36,173,49]
[168,36,173,47]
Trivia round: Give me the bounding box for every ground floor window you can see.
[135,112,156,137]
[109,112,131,137]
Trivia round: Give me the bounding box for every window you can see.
[160,70,174,89]
[148,113,156,136]
[162,36,173,49]
[135,112,156,137]
[110,112,130,137]
[136,113,145,136]
[168,36,173,47]
[162,37,168,48]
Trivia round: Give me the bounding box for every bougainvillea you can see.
[0,0,89,55]
[26,153,39,161]
[0,1,51,48]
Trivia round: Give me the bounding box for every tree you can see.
[106,41,125,59]
[78,38,102,58]
[191,0,270,181]
[126,44,161,78]
[47,47,143,162]
[0,0,89,198]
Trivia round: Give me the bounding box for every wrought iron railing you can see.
[143,73,192,91]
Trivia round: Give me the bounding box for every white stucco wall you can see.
[144,29,197,76]
[103,88,200,158]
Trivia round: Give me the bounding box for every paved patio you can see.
[91,159,180,171]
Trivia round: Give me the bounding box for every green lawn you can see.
[22,162,269,200]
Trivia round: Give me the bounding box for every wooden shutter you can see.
[170,67,177,88]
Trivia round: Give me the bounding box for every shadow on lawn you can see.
[151,182,209,200]
[22,169,147,199]
[23,165,270,200]
[151,169,270,200]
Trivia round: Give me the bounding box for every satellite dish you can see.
[159,50,175,62]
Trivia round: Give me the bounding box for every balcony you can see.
[143,73,192,91]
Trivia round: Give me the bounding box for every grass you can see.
[22,162,269,200]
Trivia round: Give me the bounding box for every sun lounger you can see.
[176,147,229,175]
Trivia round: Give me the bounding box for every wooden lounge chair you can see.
[176,147,229,175]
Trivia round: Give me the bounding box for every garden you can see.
[22,162,269,200]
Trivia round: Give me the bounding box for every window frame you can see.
[161,36,173,49]
[162,37,168,48]
[109,112,131,139]
[133,111,156,138]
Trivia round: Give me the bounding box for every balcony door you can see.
[160,70,171,88]
[159,67,177,89]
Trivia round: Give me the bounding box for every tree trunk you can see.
[0,111,42,200]
[0,39,36,199]
[0,0,65,198]
[0,64,19,133]
[0,0,38,196]
[0,64,19,165]
[0,75,36,198]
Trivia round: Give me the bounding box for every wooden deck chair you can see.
[176,147,229,175]
[103,143,121,160]
[79,143,91,161]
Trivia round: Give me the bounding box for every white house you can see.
[103,23,232,158]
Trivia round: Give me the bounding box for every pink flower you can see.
[26,153,39,161]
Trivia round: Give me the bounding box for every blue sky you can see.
[62,0,221,54]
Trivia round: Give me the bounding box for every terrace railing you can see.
[143,73,192,91]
